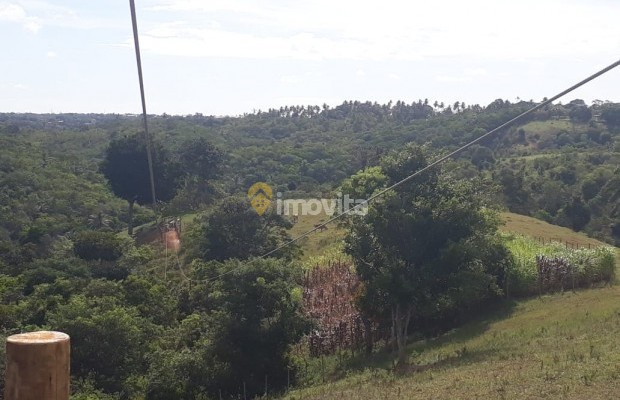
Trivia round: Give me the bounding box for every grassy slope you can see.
[499,212,608,248]
[285,287,620,400]
[282,212,620,399]
[290,210,610,261]
[288,212,346,261]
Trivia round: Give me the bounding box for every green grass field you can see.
[280,212,620,399]
[290,210,612,262]
[284,285,620,399]
[288,212,347,261]
[521,119,575,135]
[500,212,608,248]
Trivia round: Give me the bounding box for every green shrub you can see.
[73,231,125,262]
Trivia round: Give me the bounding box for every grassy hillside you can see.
[288,212,346,260]
[500,212,608,249]
[280,212,620,399]
[284,285,620,399]
[290,211,610,261]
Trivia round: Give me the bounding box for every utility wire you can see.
[185,59,620,284]
[258,59,620,258]
[129,0,157,207]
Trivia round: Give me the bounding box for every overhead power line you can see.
[197,58,620,283]
[165,57,619,283]
[258,58,620,259]
[129,0,157,207]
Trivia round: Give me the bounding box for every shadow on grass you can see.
[306,298,518,383]
[393,347,500,377]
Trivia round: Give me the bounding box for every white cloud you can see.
[0,1,119,33]
[147,0,268,15]
[46,50,57,58]
[2,0,619,115]
[0,3,24,19]
[139,0,620,61]
[0,2,41,33]
[23,18,39,32]
[133,22,375,60]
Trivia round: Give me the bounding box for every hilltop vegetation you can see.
[0,98,619,399]
[1,98,619,244]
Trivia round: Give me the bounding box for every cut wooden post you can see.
[5,331,70,400]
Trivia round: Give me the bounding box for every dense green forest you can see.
[0,98,619,399]
[2,98,618,243]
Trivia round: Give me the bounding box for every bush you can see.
[146,258,311,399]
[74,231,125,262]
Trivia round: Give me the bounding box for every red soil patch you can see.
[164,229,181,252]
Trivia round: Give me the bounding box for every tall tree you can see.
[176,137,224,208]
[178,137,223,181]
[345,145,507,364]
[101,135,180,235]
[568,105,592,123]
[601,104,620,130]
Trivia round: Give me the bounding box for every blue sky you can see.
[1,0,619,116]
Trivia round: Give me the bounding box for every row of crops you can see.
[502,233,616,297]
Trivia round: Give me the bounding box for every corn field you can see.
[504,233,615,297]
[302,261,386,356]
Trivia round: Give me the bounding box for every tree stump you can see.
[5,331,70,400]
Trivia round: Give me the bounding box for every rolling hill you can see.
[279,212,620,399]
